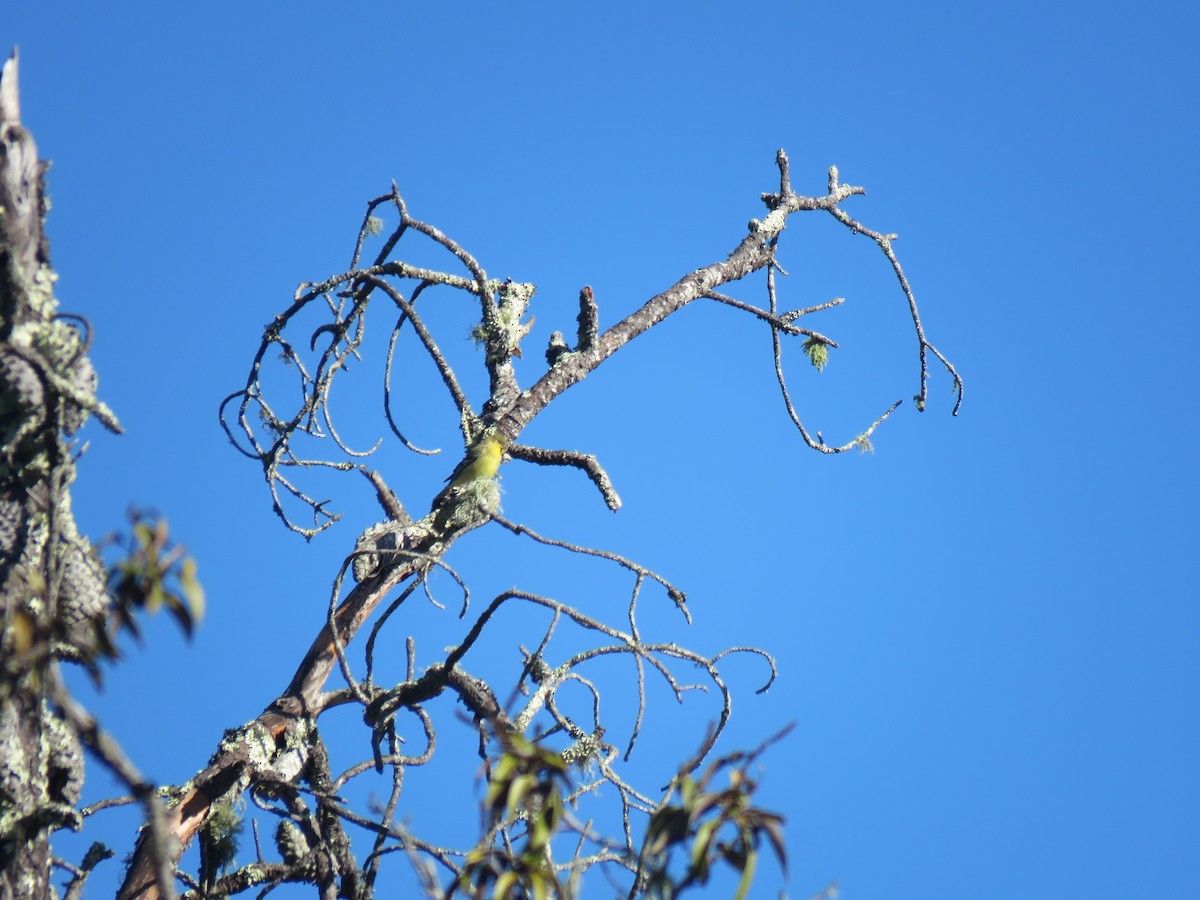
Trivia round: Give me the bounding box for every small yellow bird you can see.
[432,431,508,508]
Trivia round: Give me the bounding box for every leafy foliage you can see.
[637,740,788,900]
[104,508,205,648]
[455,729,572,899]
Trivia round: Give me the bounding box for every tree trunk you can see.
[0,46,55,900]
[1,48,98,900]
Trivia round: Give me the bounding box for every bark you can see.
[0,47,57,900]
[117,149,956,896]
[0,48,113,899]
[116,183,803,899]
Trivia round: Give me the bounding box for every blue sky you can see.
[6,2,1199,897]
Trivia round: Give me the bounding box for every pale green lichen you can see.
[432,478,501,532]
[4,262,120,452]
[352,519,433,582]
[215,717,312,790]
[202,800,243,875]
[802,336,830,372]
[23,265,61,320]
[560,732,605,774]
[0,703,29,838]
[477,281,536,363]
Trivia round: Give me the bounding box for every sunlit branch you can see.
[506,443,623,511]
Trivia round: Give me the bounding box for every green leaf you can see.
[536,746,570,776]
[146,581,164,613]
[133,522,155,548]
[689,818,721,880]
[733,844,758,900]
[759,814,788,875]
[492,752,519,784]
[506,773,536,820]
[646,807,687,856]
[493,871,517,899]
[542,792,563,832]
[180,557,206,623]
[162,594,190,638]
[678,775,697,807]
[529,813,552,852]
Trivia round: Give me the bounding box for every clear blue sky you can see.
[7,2,1198,897]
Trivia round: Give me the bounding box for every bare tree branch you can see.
[118,151,959,898]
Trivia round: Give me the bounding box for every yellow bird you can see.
[432,431,508,508]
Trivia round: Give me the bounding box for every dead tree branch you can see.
[120,151,958,898]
